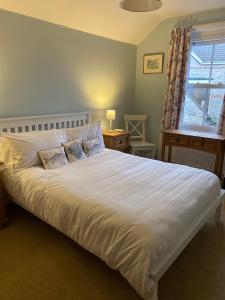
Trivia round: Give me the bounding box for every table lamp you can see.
[106,110,116,131]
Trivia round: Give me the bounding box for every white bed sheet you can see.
[2,149,221,299]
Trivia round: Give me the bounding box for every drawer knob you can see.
[176,138,180,143]
[201,142,204,147]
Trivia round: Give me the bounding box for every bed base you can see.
[215,201,224,224]
[150,190,225,300]
[9,191,225,300]
[1,112,224,300]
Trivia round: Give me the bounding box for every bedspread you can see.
[3,149,221,299]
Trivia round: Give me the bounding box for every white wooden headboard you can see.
[0,112,91,133]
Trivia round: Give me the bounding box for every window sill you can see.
[179,124,217,134]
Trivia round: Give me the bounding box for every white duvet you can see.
[3,149,221,299]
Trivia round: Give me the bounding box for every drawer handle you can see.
[176,138,180,143]
[201,142,204,147]
[120,140,122,144]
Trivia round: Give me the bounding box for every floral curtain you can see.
[217,94,225,135]
[162,27,191,130]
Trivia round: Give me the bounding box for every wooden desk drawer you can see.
[166,134,189,146]
[189,137,217,152]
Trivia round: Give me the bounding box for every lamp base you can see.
[108,119,114,132]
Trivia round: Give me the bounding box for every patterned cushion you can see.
[39,146,68,170]
[83,137,101,157]
[53,121,105,158]
[63,139,86,163]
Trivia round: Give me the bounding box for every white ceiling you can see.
[0,0,225,44]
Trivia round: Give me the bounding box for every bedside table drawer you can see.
[104,138,114,148]
[116,143,129,150]
[115,135,128,146]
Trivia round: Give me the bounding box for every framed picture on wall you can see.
[143,53,164,74]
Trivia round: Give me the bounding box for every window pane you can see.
[211,42,225,84]
[182,95,204,125]
[189,44,213,83]
[207,88,224,125]
[181,40,225,130]
[183,86,205,126]
[182,86,224,128]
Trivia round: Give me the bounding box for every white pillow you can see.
[82,121,105,157]
[1,130,62,170]
[53,126,83,144]
[39,146,68,170]
[57,121,105,147]
[54,127,83,144]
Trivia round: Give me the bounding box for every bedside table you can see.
[103,130,130,153]
[0,164,8,230]
[0,202,8,230]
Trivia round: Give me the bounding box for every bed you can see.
[0,112,224,300]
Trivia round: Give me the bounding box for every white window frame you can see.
[180,38,225,133]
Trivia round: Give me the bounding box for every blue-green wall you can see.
[0,9,136,128]
[1,7,225,138]
[135,8,225,153]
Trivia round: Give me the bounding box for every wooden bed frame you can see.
[0,112,224,300]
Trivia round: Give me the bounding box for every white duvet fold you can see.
[3,149,221,299]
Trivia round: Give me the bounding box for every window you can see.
[180,40,225,132]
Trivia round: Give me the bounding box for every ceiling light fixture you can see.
[120,0,162,12]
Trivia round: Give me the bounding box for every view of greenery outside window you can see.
[180,40,225,131]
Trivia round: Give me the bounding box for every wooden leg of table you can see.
[168,146,172,163]
[218,143,225,181]
[161,133,166,161]
[214,151,221,176]
[152,146,155,159]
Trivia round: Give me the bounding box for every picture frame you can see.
[143,52,164,74]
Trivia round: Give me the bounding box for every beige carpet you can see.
[0,204,224,300]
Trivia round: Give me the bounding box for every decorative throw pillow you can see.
[53,121,105,158]
[83,137,101,157]
[63,139,86,163]
[39,146,68,170]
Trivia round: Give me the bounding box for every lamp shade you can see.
[120,0,162,12]
[106,110,116,120]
